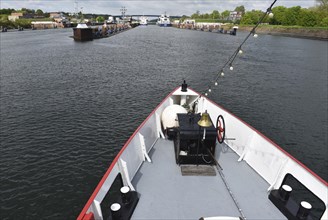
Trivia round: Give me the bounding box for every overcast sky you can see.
[0,0,318,15]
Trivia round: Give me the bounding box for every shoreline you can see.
[2,24,328,41]
[238,26,328,41]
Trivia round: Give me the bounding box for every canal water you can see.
[0,26,327,219]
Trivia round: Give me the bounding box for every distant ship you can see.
[139,16,148,26]
[157,13,171,27]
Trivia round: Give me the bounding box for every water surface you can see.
[0,26,327,219]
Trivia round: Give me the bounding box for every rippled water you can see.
[0,26,327,219]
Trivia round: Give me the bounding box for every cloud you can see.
[0,0,317,15]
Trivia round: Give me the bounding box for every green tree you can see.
[270,6,287,25]
[191,10,200,19]
[78,11,83,19]
[203,13,210,19]
[221,10,230,20]
[96,16,105,23]
[284,6,301,25]
[297,9,317,26]
[320,16,328,26]
[14,19,32,28]
[240,10,263,24]
[0,8,16,15]
[314,2,328,26]
[20,8,35,14]
[240,12,253,24]
[36,9,44,15]
[181,15,189,21]
[211,10,220,19]
[0,19,14,28]
[316,0,328,10]
[234,5,246,15]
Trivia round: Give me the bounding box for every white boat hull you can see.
[78,86,328,220]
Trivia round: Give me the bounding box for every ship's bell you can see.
[197,111,212,128]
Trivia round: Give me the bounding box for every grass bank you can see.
[238,24,328,40]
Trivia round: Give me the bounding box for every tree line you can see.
[188,2,328,27]
[0,8,110,29]
[0,8,49,17]
[190,6,246,21]
[242,6,327,27]
[0,8,52,29]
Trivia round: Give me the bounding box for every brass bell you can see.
[197,111,212,128]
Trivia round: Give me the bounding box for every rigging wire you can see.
[196,1,279,219]
[206,146,246,219]
[202,0,278,96]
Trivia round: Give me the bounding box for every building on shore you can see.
[8,12,34,21]
[229,11,242,22]
[31,21,60,29]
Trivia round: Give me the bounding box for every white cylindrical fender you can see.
[161,104,187,130]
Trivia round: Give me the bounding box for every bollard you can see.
[120,186,131,205]
[110,203,121,220]
[296,201,312,219]
[279,184,292,201]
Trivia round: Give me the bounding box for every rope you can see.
[217,166,247,220]
[206,147,246,219]
[196,3,279,218]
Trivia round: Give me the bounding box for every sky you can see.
[0,0,318,16]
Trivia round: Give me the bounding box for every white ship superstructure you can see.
[157,13,171,27]
[140,16,148,25]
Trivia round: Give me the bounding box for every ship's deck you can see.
[131,138,286,219]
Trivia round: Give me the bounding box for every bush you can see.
[0,20,14,29]
[320,17,328,26]
[0,18,54,29]
[14,19,32,28]
[195,19,231,23]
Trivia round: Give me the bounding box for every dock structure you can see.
[73,23,138,41]
[31,21,64,30]
[174,22,238,35]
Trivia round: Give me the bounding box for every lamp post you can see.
[120,6,127,22]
